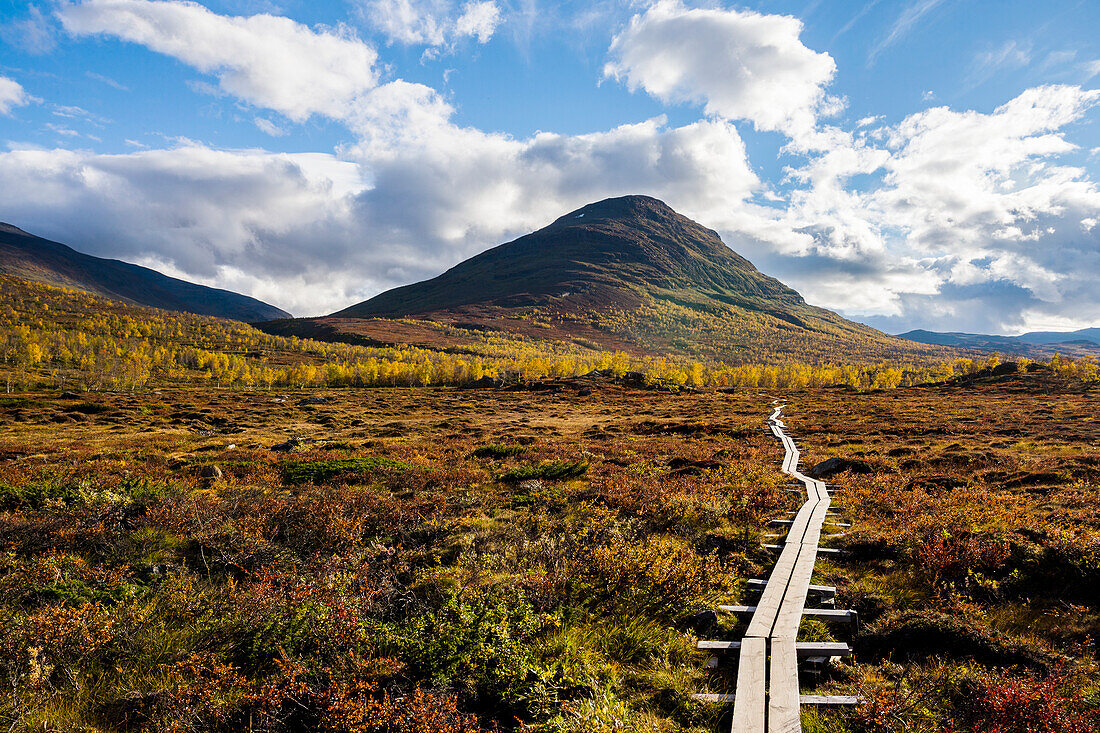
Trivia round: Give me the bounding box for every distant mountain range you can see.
[899,328,1100,357]
[261,195,946,363]
[0,223,288,322]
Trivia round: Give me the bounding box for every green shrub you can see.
[279,456,408,484]
[0,480,83,510]
[394,584,550,717]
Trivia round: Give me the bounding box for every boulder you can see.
[682,609,719,636]
[807,456,874,478]
[199,465,223,480]
[271,437,306,452]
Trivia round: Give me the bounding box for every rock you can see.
[271,437,306,452]
[297,396,329,405]
[59,391,82,399]
[199,465,223,480]
[807,456,874,479]
[700,533,736,556]
[683,609,719,636]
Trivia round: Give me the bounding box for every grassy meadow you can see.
[0,276,1098,731]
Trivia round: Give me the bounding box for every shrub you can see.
[320,686,484,733]
[280,457,409,485]
[574,534,734,619]
[950,665,1100,733]
[394,584,549,717]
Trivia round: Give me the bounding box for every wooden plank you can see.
[768,639,801,733]
[793,642,851,656]
[698,641,851,657]
[744,579,835,597]
[744,546,799,637]
[691,693,735,703]
[772,544,817,639]
[718,605,857,624]
[799,695,860,705]
[730,637,765,733]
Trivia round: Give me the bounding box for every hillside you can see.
[265,196,945,363]
[899,328,1100,358]
[0,222,289,322]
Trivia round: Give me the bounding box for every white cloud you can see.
[253,117,287,137]
[358,0,501,47]
[18,1,1100,334]
[0,76,33,116]
[86,71,129,90]
[0,145,369,314]
[58,0,380,122]
[455,1,502,43]
[604,1,836,135]
[752,84,1100,332]
[0,99,760,316]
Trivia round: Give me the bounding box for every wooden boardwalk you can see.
[696,404,855,732]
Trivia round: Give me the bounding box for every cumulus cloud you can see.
[748,84,1100,332]
[58,0,380,122]
[17,1,1100,333]
[0,104,760,316]
[0,76,33,116]
[358,0,501,47]
[604,1,836,135]
[0,145,369,314]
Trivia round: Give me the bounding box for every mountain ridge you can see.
[266,196,947,363]
[899,328,1100,358]
[0,223,290,322]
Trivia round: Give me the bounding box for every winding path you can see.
[696,403,854,732]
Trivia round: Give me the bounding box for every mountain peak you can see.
[333,194,808,322]
[550,195,677,226]
[268,196,941,362]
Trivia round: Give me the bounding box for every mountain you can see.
[262,195,946,363]
[1017,328,1100,345]
[0,223,289,322]
[898,328,1100,358]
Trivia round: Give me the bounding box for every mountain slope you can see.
[336,195,803,318]
[266,196,946,363]
[899,328,1100,358]
[0,223,289,322]
[1017,327,1100,345]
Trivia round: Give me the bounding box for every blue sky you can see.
[1,0,1099,334]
